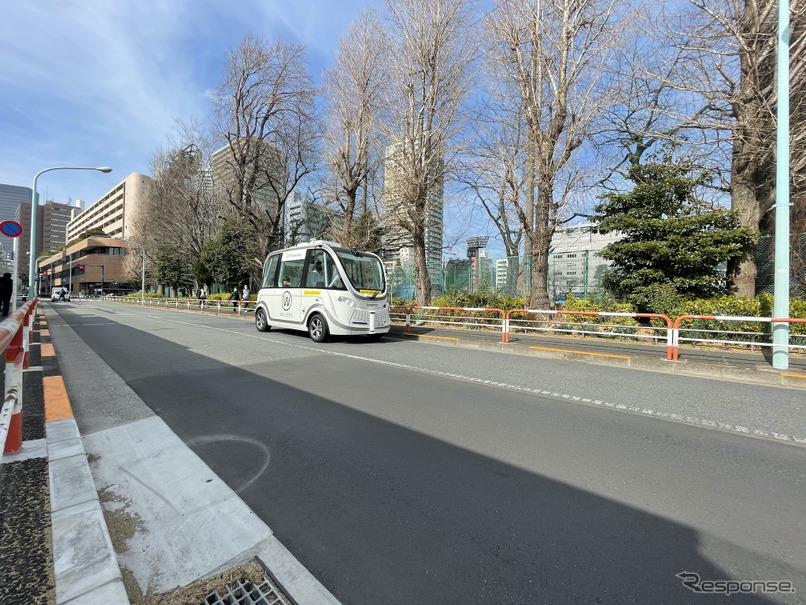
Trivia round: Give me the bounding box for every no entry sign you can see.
[0,220,23,238]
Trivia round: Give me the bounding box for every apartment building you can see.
[211,142,280,213]
[66,173,153,242]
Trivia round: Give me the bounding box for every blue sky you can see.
[0,0,386,208]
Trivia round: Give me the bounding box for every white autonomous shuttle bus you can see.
[254,241,391,342]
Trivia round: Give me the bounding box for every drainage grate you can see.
[204,577,289,605]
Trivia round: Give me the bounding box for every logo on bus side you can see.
[282,291,292,311]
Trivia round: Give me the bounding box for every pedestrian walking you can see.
[198,286,207,311]
[242,284,250,310]
[0,272,13,316]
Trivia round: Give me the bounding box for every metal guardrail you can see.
[505,309,674,358]
[672,315,806,361]
[103,296,254,315]
[1,298,38,455]
[102,298,806,364]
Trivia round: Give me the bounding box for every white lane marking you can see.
[118,308,806,447]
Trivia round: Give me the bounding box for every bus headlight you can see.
[337,296,356,307]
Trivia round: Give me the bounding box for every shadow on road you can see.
[57,307,797,605]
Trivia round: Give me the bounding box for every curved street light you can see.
[25,166,113,305]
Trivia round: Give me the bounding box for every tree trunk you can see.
[413,228,432,306]
[529,186,552,308]
[728,149,760,297]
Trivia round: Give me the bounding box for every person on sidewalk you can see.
[242,284,250,310]
[198,286,207,311]
[0,272,13,316]
[229,287,239,312]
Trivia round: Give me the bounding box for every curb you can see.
[389,330,806,391]
[44,302,340,605]
[39,311,130,604]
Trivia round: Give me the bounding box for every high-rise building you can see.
[381,140,444,295]
[286,191,331,244]
[211,142,281,214]
[495,258,509,290]
[41,200,83,252]
[0,183,36,270]
[66,174,153,242]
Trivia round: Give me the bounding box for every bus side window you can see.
[278,258,304,288]
[262,255,280,288]
[306,250,327,288]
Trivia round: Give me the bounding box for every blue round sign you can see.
[0,220,23,238]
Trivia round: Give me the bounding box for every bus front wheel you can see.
[255,308,271,332]
[308,314,329,343]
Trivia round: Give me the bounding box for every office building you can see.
[381,140,444,295]
[211,142,281,214]
[548,224,622,299]
[66,174,153,242]
[286,191,330,244]
[37,236,129,297]
[15,200,84,285]
[0,183,36,270]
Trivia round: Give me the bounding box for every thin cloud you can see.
[0,0,383,206]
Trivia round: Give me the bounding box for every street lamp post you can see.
[27,166,112,304]
[772,0,791,370]
[32,253,51,301]
[114,237,146,305]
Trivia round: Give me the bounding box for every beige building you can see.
[37,236,129,297]
[66,173,153,242]
[211,142,280,216]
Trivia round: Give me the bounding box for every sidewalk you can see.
[1,303,340,605]
[1,308,127,604]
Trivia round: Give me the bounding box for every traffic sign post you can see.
[2,221,24,313]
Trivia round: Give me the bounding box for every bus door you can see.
[273,249,306,324]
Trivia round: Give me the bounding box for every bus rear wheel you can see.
[308,314,329,343]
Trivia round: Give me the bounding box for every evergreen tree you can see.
[593,163,755,310]
[155,245,193,295]
[197,219,254,290]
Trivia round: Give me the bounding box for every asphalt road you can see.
[53,301,806,604]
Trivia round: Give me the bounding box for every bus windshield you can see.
[334,249,386,296]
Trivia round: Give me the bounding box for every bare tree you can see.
[322,9,388,248]
[212,34,321,262]
[673,0,777,297]
[381,0,478,305]
[460,99,526,295]
[597,28,725,180]
[133,120,224,292]
[484,0,629,307]
[670,0,806,297]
